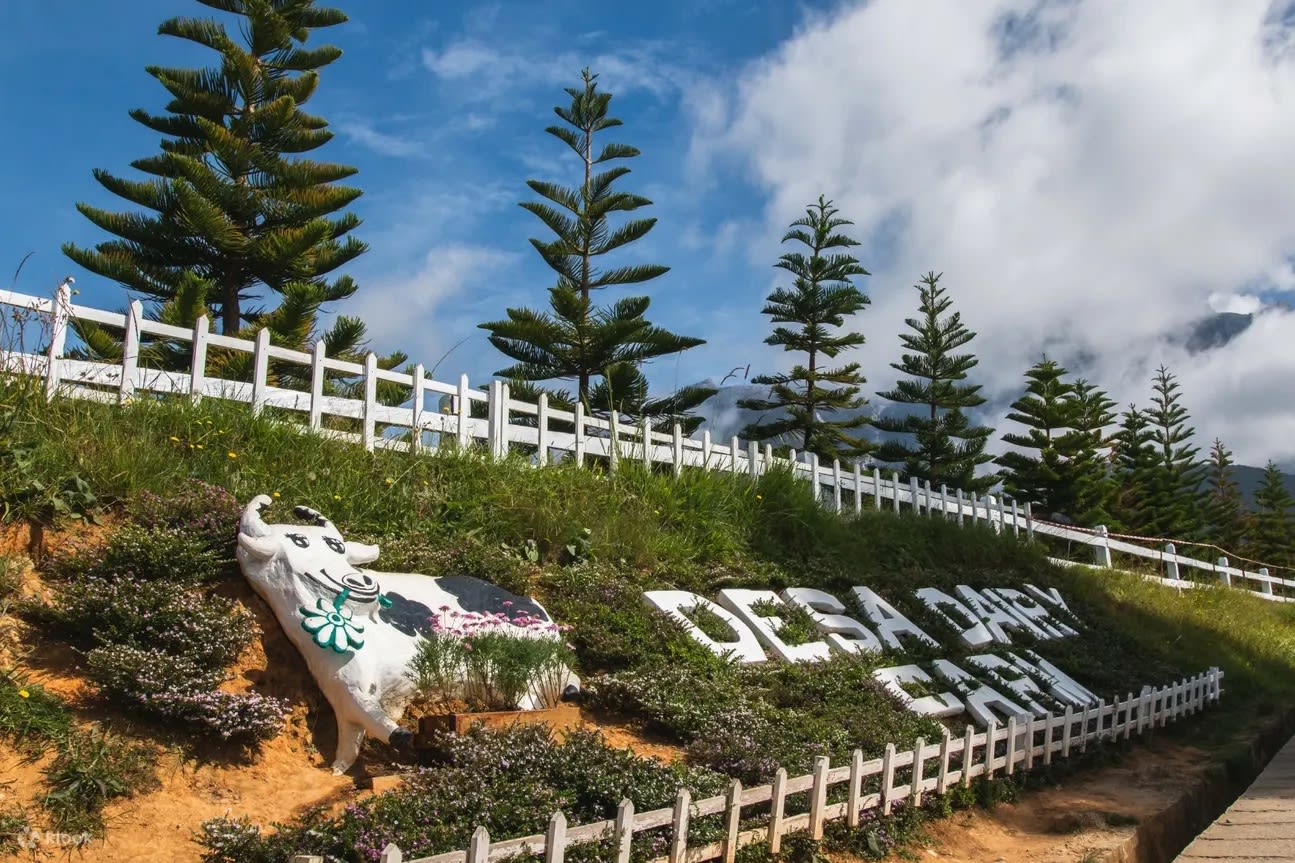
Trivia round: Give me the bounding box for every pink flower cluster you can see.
[428,604,571,638]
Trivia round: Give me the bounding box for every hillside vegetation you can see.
[3,384,1295,862]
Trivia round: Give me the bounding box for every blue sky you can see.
[6,1,1295,465]
[0,0,833,391]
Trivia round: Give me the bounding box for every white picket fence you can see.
[284,668,1223,863]
[1,286,1290,602]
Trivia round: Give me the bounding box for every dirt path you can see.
[882,737,1207,863]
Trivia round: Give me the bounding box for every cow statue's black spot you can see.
[380,592,435,638]
[378,576,551,639]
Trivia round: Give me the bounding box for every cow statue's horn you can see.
[238,495,279,561]
[293,504,334,530]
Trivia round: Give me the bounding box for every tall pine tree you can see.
[1144,366,1205,538]
[1202,439,1249,556]
[738,196,871,461]
[873,272,994,492]
[1057,379,1117,526]
[994,358,1076,515]
[479,68,704,419]
[63,0,381,368]
[1110,405,1159,533]
[1251,462,1294,568]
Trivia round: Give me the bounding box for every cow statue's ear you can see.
[345,541,380,566]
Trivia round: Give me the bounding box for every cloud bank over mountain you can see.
[689,0,1295,466]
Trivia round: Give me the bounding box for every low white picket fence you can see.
[286,668,1223,863]
[1,286,1289,602]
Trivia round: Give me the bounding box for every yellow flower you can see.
[195,444,204,450]
[333,494,341,501]
[17,689,29,699]
[653,509,660,515]
[227,451,237,460]
[384,477,394,485]
[169,435,179,442]
[272,491,281,498]
[755,494,763,501]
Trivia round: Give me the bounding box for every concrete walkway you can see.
[1175,736,1295,860]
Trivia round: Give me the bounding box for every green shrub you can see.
[126,479,242,555]
[47,523,224,584]
[0,806,31,855]
[199,724,727,863]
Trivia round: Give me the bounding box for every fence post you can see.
[911,737,926,806]
[764,444,774,477]
[1216,556,1230,587]
[1164,543,1179,582]
[722,779,742,863]
[1061,706,1074,758]
[730,435,741,473]
[872,467,882,510]
[749,440,760,482]
[937,729,951,794]
[939,484,949,520]
[573,403,586,466]
[891,472,901,514]
[1259,567,1273,596]
[994,494,1006,534]
[832,459,843,513]
[410,363,426,454]
[309,341,325,431]
[962,724,975,788]
[1005,716,1018,776]
[847,748,864,828]
[1094,525,1113,568]
[669,787,691,863]
[880,743,897,815]
[1024,501,1034,542]
[188,314,208,405]
[768,767,787,854]
[118,299,143,404]
[1022,715,1035,769]
[672,423,683,478]
[970,492,979,525]
[614,799,634,863]
[251,327,271,415]
[923,480,933,518]
[544,811,566,863]
[457,374,471,449]
[468,825,490,863]
[361,352,378,451]
[609,411,620,472]
[854,462,863,515]
[643,417,653,468]
[703,430,713,469]
[1010,499,1020,537]
[44,281,72,400]
[909,476,920,515]
[956,489,966,526]
[809,755,829,839]
[809,452,820,503]
[486,381,505,460]
[536,393,550,465]
[985,720,998,777]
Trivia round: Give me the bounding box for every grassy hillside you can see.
[3,383,1295,862]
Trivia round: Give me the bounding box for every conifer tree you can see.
[738,196,871,461]
[63,0,381,368]
[1144,365,1205,538]
[480,68,703,418]
[873,272,994,492]
[1058,379,1118,526]
[1110,405,1159,533]
[1202,439,1249,556]
[1252,462,1294,568]
[994,358,1076,515]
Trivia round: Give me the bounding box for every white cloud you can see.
[348,245,516,372]
[694,0,1295,465]
[336,120,424,158]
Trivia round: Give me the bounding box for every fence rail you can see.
[285,668,1223,863]
[1,287,1288,603]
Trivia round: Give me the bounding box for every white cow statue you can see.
[235,494,576,773]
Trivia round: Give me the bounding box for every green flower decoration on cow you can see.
[300,589,365,653]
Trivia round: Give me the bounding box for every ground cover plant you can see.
[2,390,1294,860]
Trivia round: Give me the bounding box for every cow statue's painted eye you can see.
[324,537,346,555]
[285,533,311,548]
